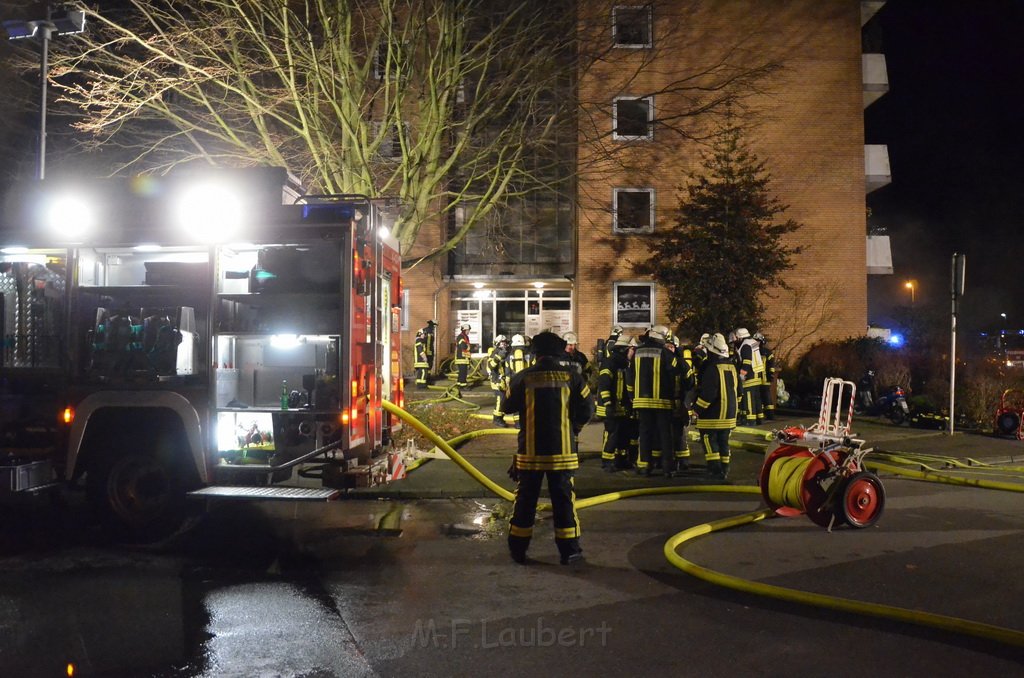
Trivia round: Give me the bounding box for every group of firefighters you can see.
[409,321,775,565]
[411,320,776,482]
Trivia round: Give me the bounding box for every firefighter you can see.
[665,331,695,470]
[505,335,533,427]
[562,331,590,377]
[733,327,765,425]
[597,335,632,471]
[627,325,679,477]
[755,331,777,420]
[414,330,430,388]
[454,323,472,390]
[487,335,511,426]
[695,333,738,480]
[421,320,438,384]
[504,331,593,566]
[601,324,624,362]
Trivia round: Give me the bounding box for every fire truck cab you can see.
[0,168,403,539]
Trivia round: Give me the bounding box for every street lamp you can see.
[3,6,86,180]
[904,280,916,304]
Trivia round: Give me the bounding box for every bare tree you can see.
[18,0,782,265]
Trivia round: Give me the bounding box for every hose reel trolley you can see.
[758,378,885,529]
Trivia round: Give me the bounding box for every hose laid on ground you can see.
[380,400,1024,648]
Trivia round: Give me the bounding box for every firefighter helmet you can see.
[511,334,526,347]
[754,331,765,342]
[611,325,623,336]
[611,335,632,350]
[460,323,471,332]
[648,325,670,343]
[707,332,730,357]
[532,331,567,357]
[562,331,579,344]
[734,327,751,341]
[494,334,508,345]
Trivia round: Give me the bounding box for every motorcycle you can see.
[856,373,910,425]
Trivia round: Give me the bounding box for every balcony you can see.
[862,53,889,108]
[861,1,886,26]
[866,235,893,275]
[865,144,891,193]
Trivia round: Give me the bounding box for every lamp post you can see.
[904,280,916,305]
[3,6,86,180]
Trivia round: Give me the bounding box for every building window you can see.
[613,5,653,48]
[613,188,655,233]
[613,282,655,327]
[613,96,653,140]
[371,121,408,159]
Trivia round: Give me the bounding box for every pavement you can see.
[361,388,1024,500]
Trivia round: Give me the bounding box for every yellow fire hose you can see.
[380,400,1024,648]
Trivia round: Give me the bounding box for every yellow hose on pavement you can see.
[382,399,1024,648]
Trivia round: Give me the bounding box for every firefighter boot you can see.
[706,460,724,479]
[493,415,509,428]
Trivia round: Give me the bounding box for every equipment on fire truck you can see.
[758,377,885,529]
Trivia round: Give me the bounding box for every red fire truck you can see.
[0,168,403,539]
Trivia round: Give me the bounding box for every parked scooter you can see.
[856,371,910,425]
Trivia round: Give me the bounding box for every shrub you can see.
[391,402,493,450]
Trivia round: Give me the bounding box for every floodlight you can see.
[43,193,96,242]
[174,181,245,243]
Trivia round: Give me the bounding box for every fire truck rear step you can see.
[188,486,340,501]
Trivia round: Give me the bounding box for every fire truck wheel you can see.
[840,471,885,529]
[87,452,186,541]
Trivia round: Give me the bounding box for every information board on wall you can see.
[541,309,572,337]
[456,309,482,347]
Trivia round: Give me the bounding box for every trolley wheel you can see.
[996,411,1021,436]
[758,445,812,517]
[800,452,848,528]
[840,471,885,528]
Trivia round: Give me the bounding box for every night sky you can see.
[865,0,1024,333]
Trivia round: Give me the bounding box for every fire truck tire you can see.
[87,452,187,541]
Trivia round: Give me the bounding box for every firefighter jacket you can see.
[487,345,509,391]
[504,356,594,471]
[455,332,471,365]
[759,339,776,380]
[555,349,588,378]
[414,335,429,369]
[597,349,630,418]
[626,338,678,410]
[694,354,738,429]
[422,325,436,359]
[506,346,534,375]
[674,346,697,413]
[737,338,765,387]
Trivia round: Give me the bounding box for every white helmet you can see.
[708,332,730,357]
[734,327,750,340]
[511,334,526,347]
[611,335,632,349]
[611,325,623,336]
[648,324,670,343]
[461,323,471,331]
[494,334,507,344]
[562,331,578,344]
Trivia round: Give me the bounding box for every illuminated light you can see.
[887,333,905,347]
[473,282,485,289]
[378,225,390,240]
[1,247,28,254]
[174,181,244,243]
[341,410,350,425]
[44,193,96,242]
[532,282,545,289]
[472,289,492,299]
[1,253,47,265]
[133,244,162,252]
[62,407,74,425]
[67,663,75,677]
[269,334,302,349]
[351,407,359,422]
[351,380,358,398]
